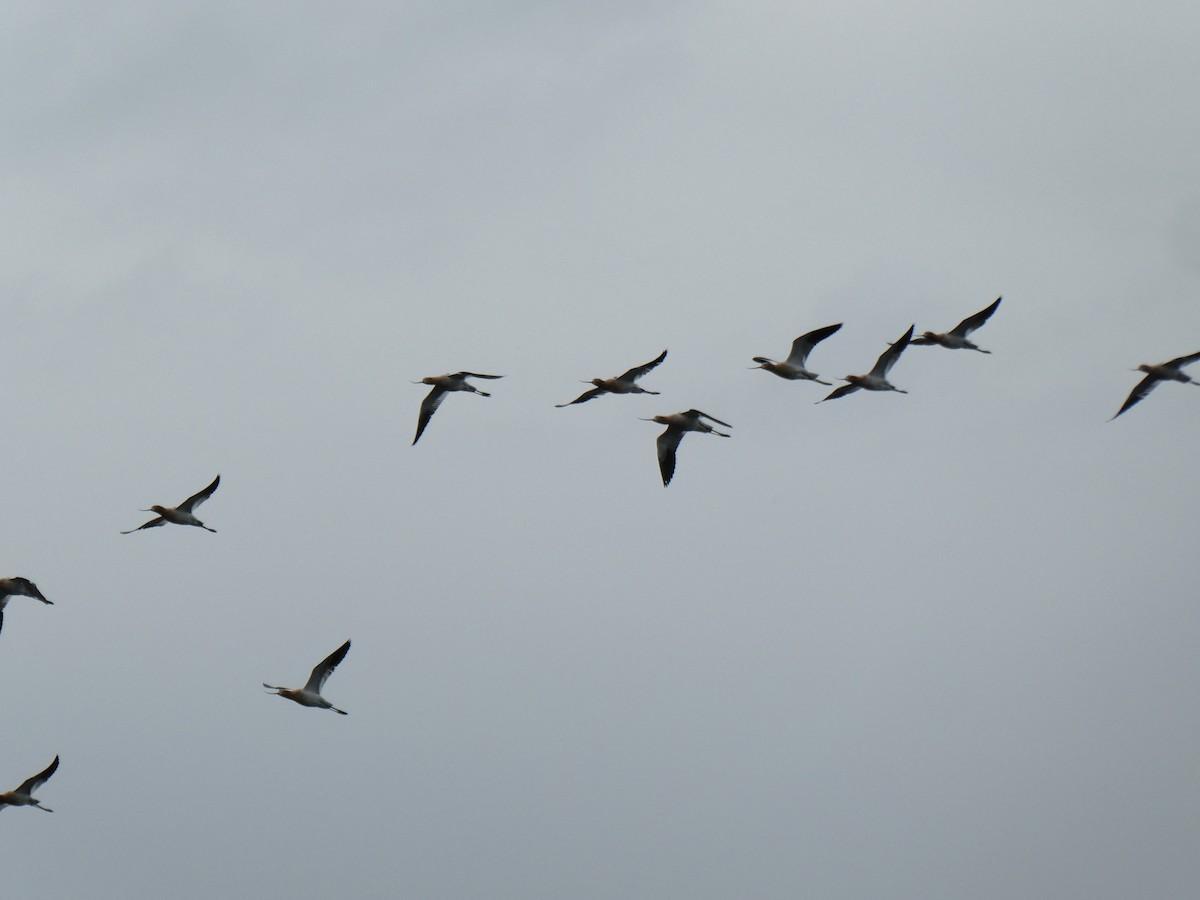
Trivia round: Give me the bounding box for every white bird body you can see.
[752,323,842,383]
[412,371,504,444]
[0,756,58,813]
[820,325,914,402]
[122,475,220,534]
[264,640,351,715]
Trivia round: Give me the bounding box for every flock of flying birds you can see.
[407,295,1198,486]
[4,294,1198,813]
[2,477,353,813]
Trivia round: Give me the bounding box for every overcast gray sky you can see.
[3,2,1200,898]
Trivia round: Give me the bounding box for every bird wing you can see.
[656,427,685,486]
[18,579,49,604]
[1165,350,1200,369]
[786,324,842,366]
[951,297,1001,337]
[413,386,448,445]
[455,372,504,380]
[0,607,4,637]
[555,386,607,407]
[615,349,668,383]
[871,325,914,377]
[16,756,58,795]
[1111,373,1160,419]
[178,475,221,513]
[305,641,351,693]
[819,383,862,402]
[121,516,166,534]
[689,409,732,429]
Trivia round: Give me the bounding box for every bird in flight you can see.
[121,475,221,534]
[412,372,503,445]
[0,756,59,813]
[751,323,842,384]
[640,409,732,486]
[556,349,667,407]
[910,297,1001,353]
[0,577,53,637]
[264,640,351,715]
[819,325,914,402]
[1111,350,1200,420]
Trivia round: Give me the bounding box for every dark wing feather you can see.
[555,386,607,407]
[656,427,684,486]
[121,516,166,534]
[951,297,1001,337]
[18,579,49,604]
[615,349,667,383]
[819,383,862,402]
[413,386,448,444]
[1111,373,1160,419]
[306,640,351,692]
[690,409,732,429]
[178,475,221,513]
[17,756,58,795]
[1165,350,1200,369]
[787,324,842,365]
[455,372,504,379]
[871,325,914,377]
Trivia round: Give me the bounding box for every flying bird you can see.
[910,297,1001,352]
[412,372,503,445]
[751,323,842,384]
[556,349,667,406]
[1111,350,1200,420]
[264,640,351,715]
[640,409,732,486]
[819,325,914,402]
[121,475,220,534]
[0,577,53,637]
[0,756,58,813]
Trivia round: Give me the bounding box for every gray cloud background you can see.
[3,2,1199,898]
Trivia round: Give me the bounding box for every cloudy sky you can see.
[3,2,1199,898]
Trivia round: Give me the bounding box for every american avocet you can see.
[1111,351,1200,420]
[412,372,503,445]
[640,409,732,487]
[751,323,842,384]
[0,756,58,813]
[121,475,220,534]
[911,297,1001,352]
[819,325,914,402]
[556,349,667,407]
[0,577,53,637]
[264,640,351,715]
